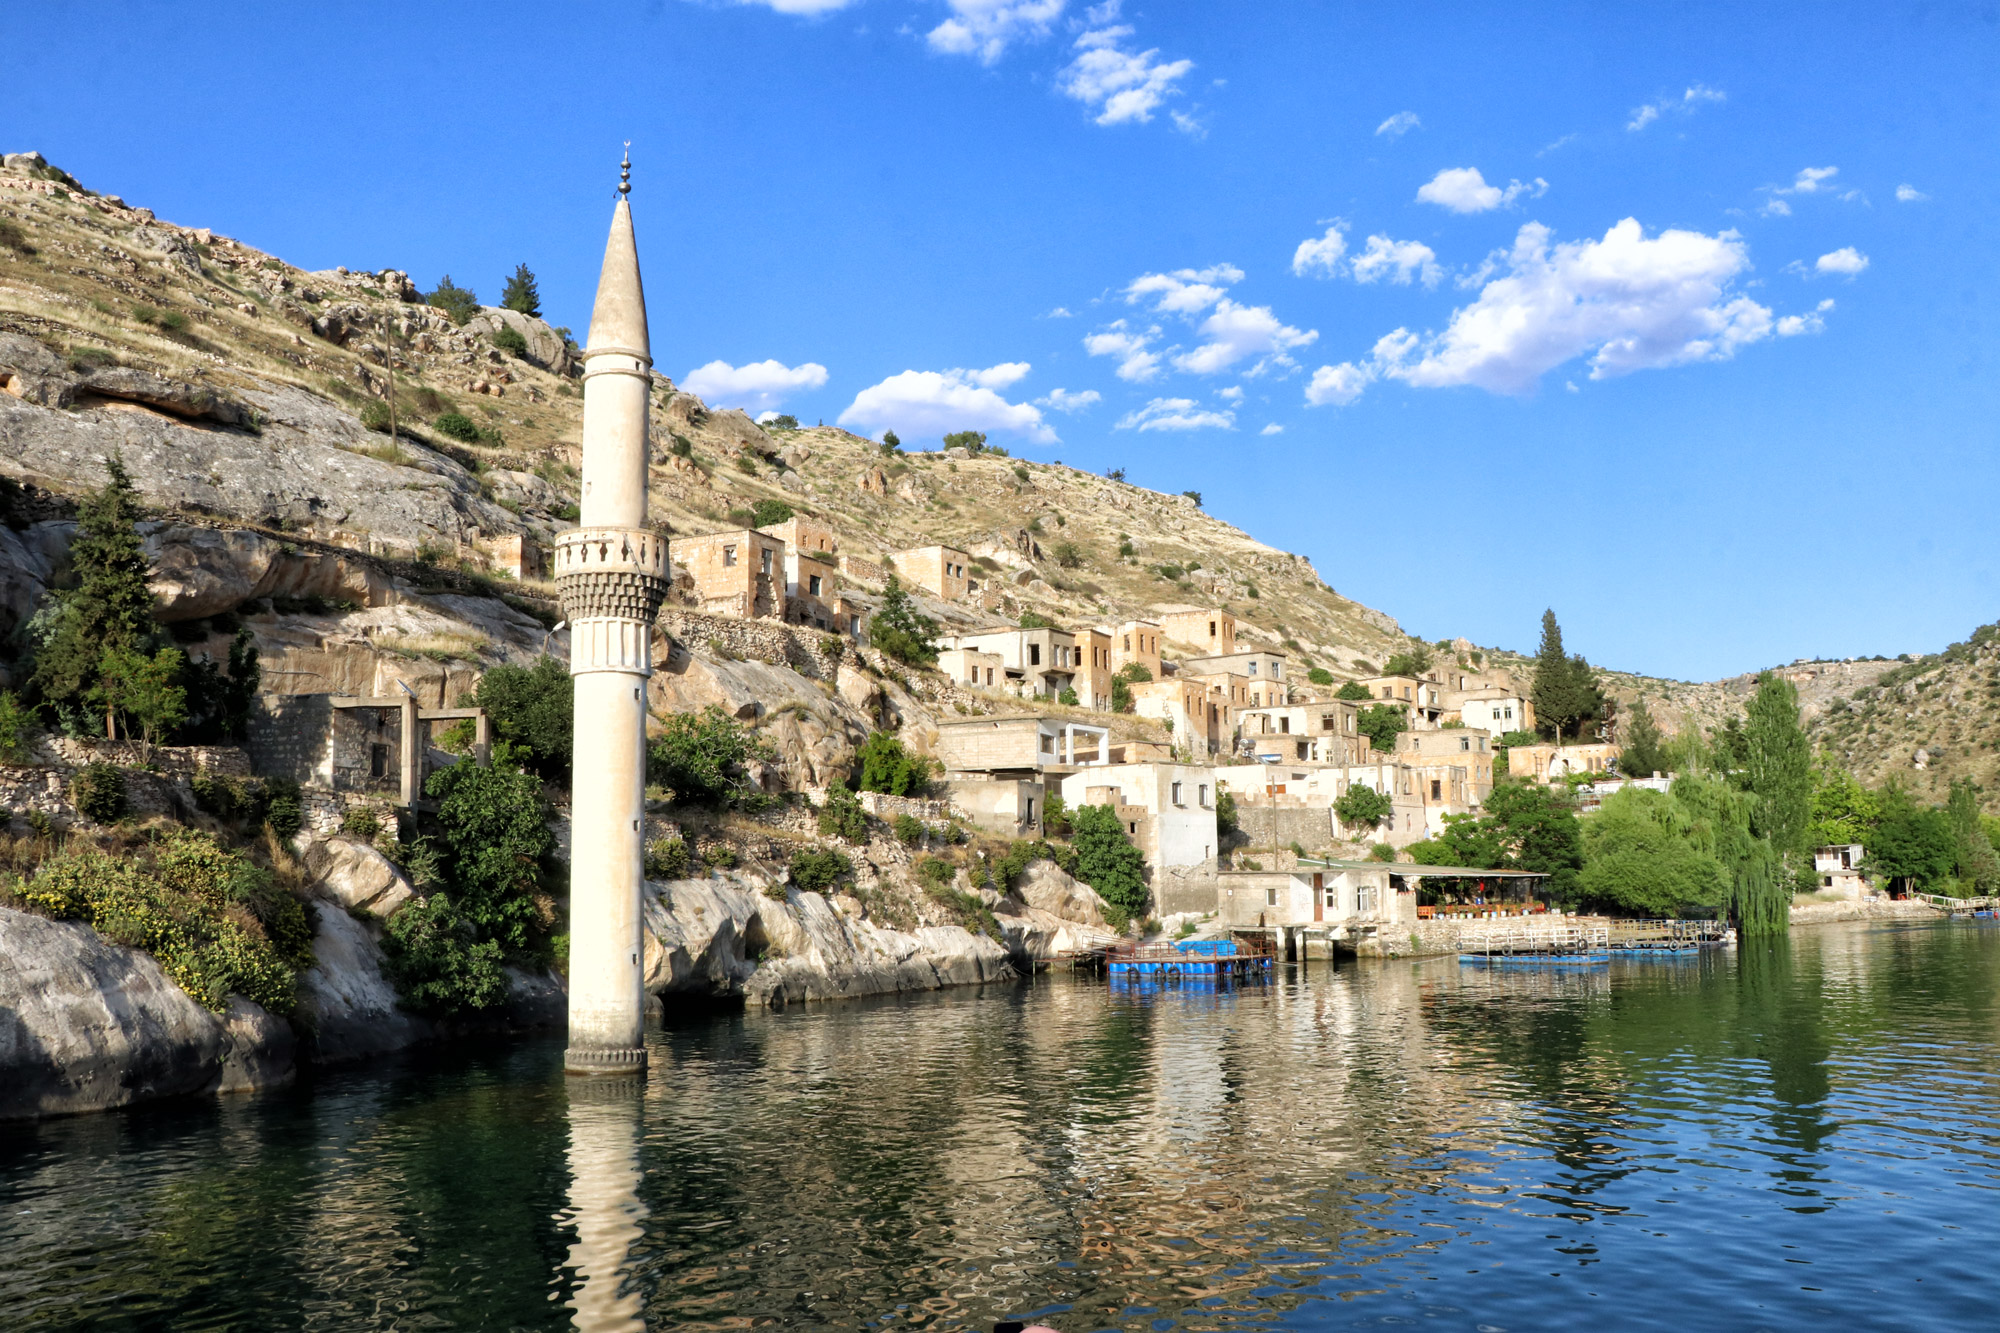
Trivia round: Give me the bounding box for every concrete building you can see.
[938,646,1004,690]
[558,163,673,1076]
[1360,673,1446,728]
[1505,742,1621,782]
[1158,607,1236,657]
[1106,619,1163,680]
[1217,863,1404,945]
[1071,626,1115,711]
[675,528,786,620]
[1450,689,1533,735]
[943,625,1081,701]
[1813,843,1869,898]
[1238,700,1371,767]
[756,515,837,562]
[1181,649,1288,707]
[935,714,1111,836]
[1060,761,1222,886]
[891,544,981,602]
[1129,676,1234,757]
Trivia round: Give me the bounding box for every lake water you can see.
[4,919,1998,1332]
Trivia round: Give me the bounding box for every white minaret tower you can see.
[558,151,670,1075]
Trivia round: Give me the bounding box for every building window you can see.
[1249,661,1258,675]
[370,743,389,779]
[1209,620,1217,636]
[1431,779,1442,800]
[1124,635,1131,651]
[723,544,737,566]
[1199,784,1210,806]
[761,548,774,575]
[808,574,823,596]
[1172,781,1183,805]
[1460,737,1470,751]
[850,615,861,634]
[1280,717,1291,734]
[1029,644,1042,666]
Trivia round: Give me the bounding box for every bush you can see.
[423,758,554,952]
[0,689,33,761]
[649,706,768,806]
[766,413,800,430]
[1043,792,1073,841]
[434,412,482,443]
[1335,783,1394,831]
[917,855,957,891]
[1053,541,1082,568]
[341,806,382,840]
[1369,843,1397,862]
[0,218,34,255]
[749,498,794,528]
[471,657,573,784]
[1057,687,1079,707]
[70,763,127,824]
[1182,490,1202,507]
[426,276,479,326]
[893,813,926,847]
[1382,646,1433,677]
[381,892,506,1016]
[263,777,304,839]
[21,832,302,1013]
[1216,788,1238,838]
[644,837,691,879]
[1307,667,1335,687]
[491,325,529,358]
[788,847,852,894]
[818,783,870,844]
[360,401,394,433]
[1071,804,1148,929]
[856,731,933,796]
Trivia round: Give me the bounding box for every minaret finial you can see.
[618,143,631,197]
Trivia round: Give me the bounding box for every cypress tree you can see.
[1531,610,1596,744]
[1620,698,1666,777]
[1744,671,1812,859]
[500,263,541,318]
[1945,778,2000,894]
[32,456,157,732]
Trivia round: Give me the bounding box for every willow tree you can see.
[1744,672,1812,863]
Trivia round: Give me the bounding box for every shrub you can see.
[66,345,116,372]
[788,847,851,894]
[893,813,926,847]
[1336,680,1372,701]
[868,574,940,667]
[491,325,529,358]
[943,430,987,451]
[644,837,691,879]
[1057,687,1079,707]
[0,218,34,255]
[766,413,800,430]
[749,498,794,528]
[426,275,480,326]
[0,689,33,761]
[1307,667,1335,687]
[1043,792,1073,841]
[157,310,189,334]
[917,856,956,891]
[881,430,901,452]
[669,433,694,458]
[735,454,758,475]
[423,757,554,952]
[263,777,304,838]
[1053,541,1082,568]
[856,731,933,796]
[132,303,161,325]
[1369,843,1397,862]
[1335,783,1394,831]
[1071,804,1147,930]
[1382,646,1433,677]
[381,892,506,1016]
[1216,788,1238,838]
[1182,490,1202,507]
[818,783,870,844]
[704,844,739,869]
[341,806,382,840]
[648,706,768,806]
[434,412,482,443]
[70,763,127,823]
[471,656,573,784]
[360,400,394,433]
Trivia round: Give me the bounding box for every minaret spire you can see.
[557,154,671,1076]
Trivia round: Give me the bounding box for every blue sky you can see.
[6,2,1996,680]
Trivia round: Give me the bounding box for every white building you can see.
[1059,762,1221,874]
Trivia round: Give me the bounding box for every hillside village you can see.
[2,147,1994,1114]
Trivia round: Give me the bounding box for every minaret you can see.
[557,151,671,1075]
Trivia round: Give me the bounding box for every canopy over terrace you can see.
[1303,859,1552,918]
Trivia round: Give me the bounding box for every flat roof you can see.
[1301,858,1548,878]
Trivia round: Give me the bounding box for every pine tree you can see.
[1744,671,1812,859]
[867,574,939,666]
[1530,610,1591,744]
[1620,698,1666,777]
[31,456,158,733]
[500,263,541,318]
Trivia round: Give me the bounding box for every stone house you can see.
[1504,742,1621,782]
[1216,863,1404,942]
[890,544,981,602]
[1180,649,1289,707]
[675,528,787,620]
[1238,700,1370,767]
[1105,619,1163,681]
[1059,761,1222,899]
[934,714,1112,836]
[937,646,1004,690]
[1813,843,1870,898]
[1360,673,1446,728]
[1449,688,1534,735]
[1395,728,1497,803]
[1071,627,1115,711]
[1128,676,1235,757]
[1158,607,1236,657]
[942,625,1081,701]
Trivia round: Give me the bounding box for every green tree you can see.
[1458,782,1586,899]
[867,573,940,666]
[1071,803,1147,929]
[817,782,870,843]
[649,706,767,805]
[1744,672,1812,859]
[0,689,32,761]
[1306,667,1335,687]
[471,657,574,784]
[750,498,794,528]
[88,644,187,746]
[1182,490,1202,507]
[855,730,933,796]
[426,275,479,326]
[1335,783,1393,832]
[1357,703,1407,752]
[1529,610,1604,745]
[500,263,541,317]
[423,755,554,951]
[1577,786,1728,917]
[1868,788,1957,892]
[881,430,901,452]
[1381,644,1433,677]
[31,456,158,731]
[1335,679,1371,701]
[942,430,987,452]
[1619,697,1666,777]
[1806,752,1876,847]
[1945,777,2000,893]
[1109,660,1151,713]
[1215,787,1238,838]
[382,892,506,1016]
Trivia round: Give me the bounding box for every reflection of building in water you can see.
[564,1078,649,1333]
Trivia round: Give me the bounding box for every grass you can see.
[376,630,490,662]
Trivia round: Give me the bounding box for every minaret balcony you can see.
[554,526,672,625]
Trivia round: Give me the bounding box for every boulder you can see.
[293,905,428,1064]
[142,522,390,621]
[0,908,293,1120]
[4,151,48,170]
[76,366,258,427]
[302,835,415,918]
[462,308,574,375]
[704,407,773,452]
[0,331,76,409]
[1012,859,1112,929]
[857,466,888,497]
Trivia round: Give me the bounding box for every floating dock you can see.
[1608,919,1733,957]
[1460,925,1611,968]
[1100,937,1276,981]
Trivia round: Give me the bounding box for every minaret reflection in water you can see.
[562,1075,649,1333]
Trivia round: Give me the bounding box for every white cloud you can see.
[838,365,1056,444]
[1786,166,1841,194]
[1124,263,1243,313]
[1174,300,1317,376]
[1416,167,1546,214]
[1045,305,1074,318]
[1259,422,1284,435]
[1777,299,1834,337]
[1291,222,1348,278]
[1082,320,1162,381]
[1896,183,1928,203]
[1304,362,1372,407]
[1815,246,1869,277]
[1170,109,1207,138]
[1357,218,1781,398]
[1759,197,1793,218]
[1215,385,1244,403]
[1627,84,1725,131]
[1037,387,1101,413]
[736,0,858,13]
[1115,397,1235,432]
[1058,24,1193,125]
[1350,234,1443,287]
[926,0,1064,64]
[1376,111,1421,139]
[1539,133,1581,156]
[681,358,829,413]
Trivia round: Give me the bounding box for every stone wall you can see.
[1359,912,1611,960]
[657,607,849,683]
[1155,864,1220,917]
[1234,804,1338,850]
